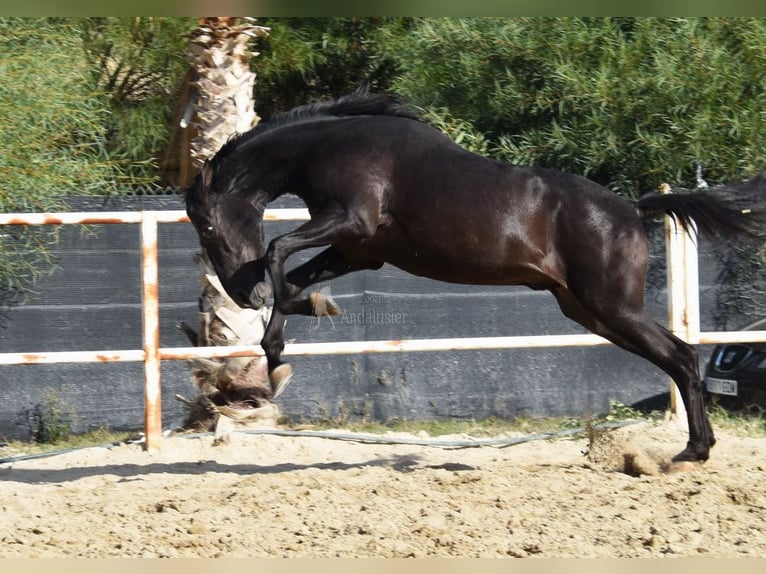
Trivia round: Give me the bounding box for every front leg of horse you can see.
[275,246,354,317]
[233,247,349,314]
[261,307,293,398]
[262,207,379,394]
[244,278,333,317]
[255,276,341,319]
[260,245,336,398]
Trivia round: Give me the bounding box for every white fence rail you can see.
[1,207,764,450]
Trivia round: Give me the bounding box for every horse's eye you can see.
[199,224,215,241]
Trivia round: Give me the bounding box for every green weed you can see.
[26,390,78,444]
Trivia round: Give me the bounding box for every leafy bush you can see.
[25,389,78,444]
[380,17,766,196]
[0,19,118,303]
[0,18,191,304]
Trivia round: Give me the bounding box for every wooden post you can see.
[682,221,701,344]
[663,184,698,419]
[140,212,162,451]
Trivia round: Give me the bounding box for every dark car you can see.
[704,316,766,408]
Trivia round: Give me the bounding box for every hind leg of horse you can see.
[607,318,714,462]
[552,287,714,462]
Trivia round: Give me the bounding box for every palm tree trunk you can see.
[187,16,269,168]
[177,17,276,434]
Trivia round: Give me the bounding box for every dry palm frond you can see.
[177,252,277,431]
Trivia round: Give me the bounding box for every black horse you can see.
[185,88,765,463]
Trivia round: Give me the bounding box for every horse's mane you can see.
[213,87,421,163]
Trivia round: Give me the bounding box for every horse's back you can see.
[286,115,648,287]
[315,115,637,220]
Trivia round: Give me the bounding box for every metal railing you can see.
[1,207,765,451]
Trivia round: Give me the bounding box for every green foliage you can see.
[79,17,195,183]
[0,17,193,205]
[252,17,402,118]
[602,400,645,422]
[708,403,766,437]
[421,108,490,156]
[26,389,78,444]
[0,18,117,302]
[1,428,132,458]
[0,18,192,303]
[0,19,117,201]
[379,17,766,196]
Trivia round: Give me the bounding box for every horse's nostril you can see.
[234,291,253,308]
[253,281,273,302]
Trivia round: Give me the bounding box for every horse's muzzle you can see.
[243,281,272,309]
[232,282,269,309]
[227,259,269,308]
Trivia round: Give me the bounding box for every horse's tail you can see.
[636,180,766,240]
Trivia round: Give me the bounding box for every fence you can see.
[1,207,765,451]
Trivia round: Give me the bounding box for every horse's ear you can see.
[201,161,214,191]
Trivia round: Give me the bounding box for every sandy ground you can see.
[1,418,765,558]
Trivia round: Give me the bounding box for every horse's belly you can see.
[341,237,553,288]
[392,256,550,286]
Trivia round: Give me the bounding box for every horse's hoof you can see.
[310,291,341,316]
[269,363,294,399]
[667,461,700,474]
[249,282,272,308]
[671,444,710,464]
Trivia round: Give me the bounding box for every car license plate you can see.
[705,377,738,396]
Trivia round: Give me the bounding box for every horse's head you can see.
[184,161,271,309]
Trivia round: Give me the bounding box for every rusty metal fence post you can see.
[140,212,162,451]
